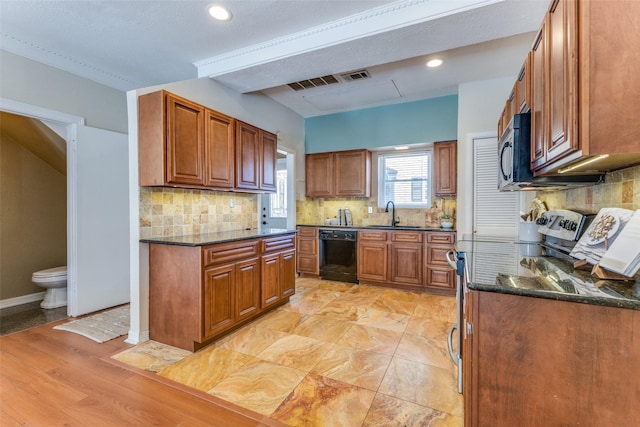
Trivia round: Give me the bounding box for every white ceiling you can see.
[0,0,548,117]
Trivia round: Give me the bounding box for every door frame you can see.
[259,147,296,230]
[0,97,84,315]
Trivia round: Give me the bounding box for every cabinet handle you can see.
[447,325,459,364]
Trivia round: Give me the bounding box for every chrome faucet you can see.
[385,201,400,227]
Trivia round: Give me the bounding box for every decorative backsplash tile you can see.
[139,188,258,239]
[537,164,640,213]
[296,197,456,228]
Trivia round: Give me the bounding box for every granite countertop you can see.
[456,238,640,311]
[140,228,297,247]
[297,224,455,232]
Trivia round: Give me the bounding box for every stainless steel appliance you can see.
[319,229,357,283]
[446,250,465,394]
[498,113,603,191]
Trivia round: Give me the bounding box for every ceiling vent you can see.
[340,69,371,81]
[287,75,339,91]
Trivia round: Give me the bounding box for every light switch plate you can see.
[230,198,235,208]
[368,206,373,214]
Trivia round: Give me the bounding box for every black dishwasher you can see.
[319,229,358,283]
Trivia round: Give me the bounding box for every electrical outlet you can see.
[230,198,235,208]
[368,206,373,214]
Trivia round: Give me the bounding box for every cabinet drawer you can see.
[427,245,454,266]
[203,239,260,267]
[297,227,318,238]
[262,234,296,253]
[427,232,455,244]
[358,230,388,241]
[391,231,423,243]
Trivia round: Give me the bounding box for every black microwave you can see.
[498,113,603,191]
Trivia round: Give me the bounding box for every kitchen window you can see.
[378,150,432,208]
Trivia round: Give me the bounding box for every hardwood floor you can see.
[0,319,285,426]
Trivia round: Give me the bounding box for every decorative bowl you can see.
[441,221,454,229]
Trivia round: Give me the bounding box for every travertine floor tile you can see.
[355,307,411,332]
[371,292,418,315]
[214,325,288,356]
[405,316,455,342]
[113,278,462,424]
[159,346,253,391]
[336,323,402,355]
[111,340,191,373]
[291,314,350,342]
[312,344,392,391]
[379,357,462,417]
[249,308,306,333]
[207,359,307,416]
[271,373,375,426]
[395,333,453,370]
[256,334,333,371]
[363,393,463,427]
[315,300,366,321]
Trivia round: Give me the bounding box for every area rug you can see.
[53,305,129,343]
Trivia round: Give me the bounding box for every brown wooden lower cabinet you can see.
[357,230,455,294]
[465,290,640,427]
[149,233,296,352]
[296,226,319,275]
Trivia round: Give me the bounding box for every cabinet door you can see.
[545,0,578,165]
[261,253,280,308]
[280,249,296,298]
[357,241,388,282]
[235,258,260,322]
[204,109,235,188]
[166,94,205,186]
[296,227,318,275]
[390,243,423,285]
[260,130,277,192]
[516,53,531,113]
[203,264,235,339]
[235,121,260,190]
[335,150,371,197]
[530,25,546,170]
[434,141,457,196]
[305,153,334,197]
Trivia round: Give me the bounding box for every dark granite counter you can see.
[140,228,297,247]
[456,238,640,311]
[296,224,455,232]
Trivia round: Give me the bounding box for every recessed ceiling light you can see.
[208,4,232,21]
[426,59,443,68]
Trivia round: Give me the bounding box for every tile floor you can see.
[0,301,68,336]
[113,277,463,426]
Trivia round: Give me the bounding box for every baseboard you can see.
[0,292,45,309]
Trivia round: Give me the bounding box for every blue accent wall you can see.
[304,95,458,153]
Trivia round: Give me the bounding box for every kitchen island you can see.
[141,228,297,351]
[456,238,640,427]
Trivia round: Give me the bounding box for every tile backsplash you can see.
[537,164,640,212]
[296,197,457,227]
[139,187,258,239]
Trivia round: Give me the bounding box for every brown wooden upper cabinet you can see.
[305,149,371,198]
[525,0,640,175]
[434,140,457,196]
[235,121,277,192]
[138,90,276,192]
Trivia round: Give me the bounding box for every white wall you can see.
[0,50,127,133]
[456,76,513,238]
[126,77,305,344]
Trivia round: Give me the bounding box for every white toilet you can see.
[32,266,68,309]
